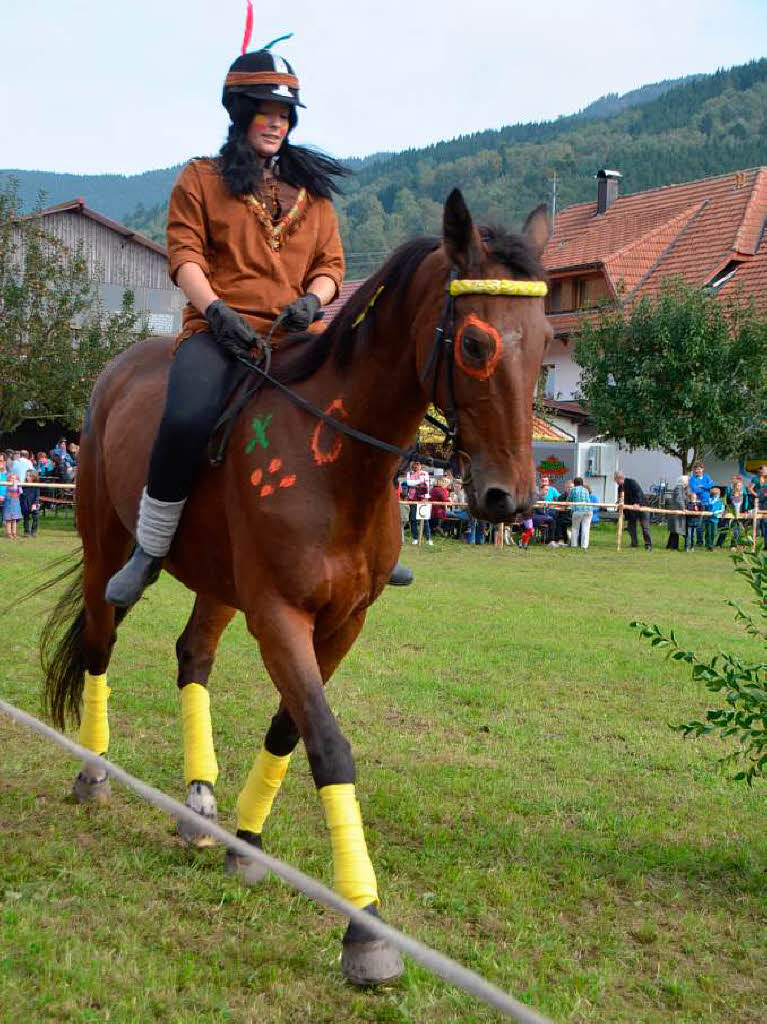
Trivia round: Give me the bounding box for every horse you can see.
[41,188,552,985]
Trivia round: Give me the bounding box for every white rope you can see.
[0,697,554,1024]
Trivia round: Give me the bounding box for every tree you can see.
[0,180,147,433]
[574,278,767,473]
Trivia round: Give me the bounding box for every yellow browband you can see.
[450,279,548,298]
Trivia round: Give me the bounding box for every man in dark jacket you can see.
[615,472,652,549]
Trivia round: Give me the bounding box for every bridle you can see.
[418,273,548,480]
[209,273,547,476]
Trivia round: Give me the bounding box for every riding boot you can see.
[387,562,413,586]
[105,488,186,606]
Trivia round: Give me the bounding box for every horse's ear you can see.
[522,203,551,259]
[443,188,484,272]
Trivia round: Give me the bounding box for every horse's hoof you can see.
[341,903,404,986]
[72,763,111,805]
[224,830,267,885]
[177,780,218,847]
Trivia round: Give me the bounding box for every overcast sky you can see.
[1,0,764,176]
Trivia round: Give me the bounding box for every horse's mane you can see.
[271,224,544,387]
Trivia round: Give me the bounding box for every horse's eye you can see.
[460,330,488,365]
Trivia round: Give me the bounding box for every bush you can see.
[631,546,766,784]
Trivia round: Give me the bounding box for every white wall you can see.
[615,447,741,490]
[542,339,581,400]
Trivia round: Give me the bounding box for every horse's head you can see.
[418,189,552,522]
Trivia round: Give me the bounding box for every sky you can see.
[0,0,765,176]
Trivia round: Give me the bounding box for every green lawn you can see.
[0,523,764,1023]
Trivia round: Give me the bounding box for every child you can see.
[685,490,701,551]
[519,515,534,551]
[3,472,22,540]
[21,469,40,538]
[706,486,724,550]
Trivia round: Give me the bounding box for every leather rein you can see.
[209,274,547,475]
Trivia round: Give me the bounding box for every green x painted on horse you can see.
[245,414,273,454]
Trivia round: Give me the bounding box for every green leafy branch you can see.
[631,547,766,784]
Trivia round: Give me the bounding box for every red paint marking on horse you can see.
[311,398,347,466]
[260,484,274,497]
[269,457,283,474]
[250,468,263,487]
[279,475,297,488]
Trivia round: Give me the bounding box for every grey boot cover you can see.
[136,488,186,557]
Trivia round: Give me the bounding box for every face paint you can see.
[454,314,504,381]
[251,113,288,137]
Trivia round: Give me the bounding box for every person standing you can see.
[726,476,752,549]
[666,475,688,550]
[0,453,7,523]
[706,486,724,550]
[405,461,431,545]
[749,464,767,546]
[569,477,593,550]
[21,469,40,538]
[688,462,715,546]
[615,472,651,550]
[3,472,22,540]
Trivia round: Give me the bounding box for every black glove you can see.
[205,300,259,354]
[281,293,322,332]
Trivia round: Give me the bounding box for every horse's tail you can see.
[39,550,87,730]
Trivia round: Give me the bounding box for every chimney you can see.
[596,169,622,214]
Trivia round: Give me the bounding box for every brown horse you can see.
[42,189,551,984]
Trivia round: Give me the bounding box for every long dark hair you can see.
[218,94,349,199]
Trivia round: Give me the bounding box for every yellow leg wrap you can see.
[236,748,292,834]
[180,683,218,786]
[78,671,111,755]
[320,783,379,908]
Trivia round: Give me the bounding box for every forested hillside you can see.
[3,60,764,277]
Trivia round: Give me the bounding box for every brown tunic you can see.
[166,158,344,344]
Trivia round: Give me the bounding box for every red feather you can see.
[241,1,254,55]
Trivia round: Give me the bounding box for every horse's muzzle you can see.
[478,486,534,523]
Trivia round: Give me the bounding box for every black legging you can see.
[148,331,245,502]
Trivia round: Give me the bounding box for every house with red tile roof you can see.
[539,166,766,406]
[537,166,766,488]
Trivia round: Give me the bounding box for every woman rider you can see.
[107,49,358,605]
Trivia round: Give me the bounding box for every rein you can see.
[208,276,547,474]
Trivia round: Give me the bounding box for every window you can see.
[546,280,563,313]
[541,364,556,399]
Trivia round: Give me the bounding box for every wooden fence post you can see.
[616,500,625,551]
[752,498,760,549]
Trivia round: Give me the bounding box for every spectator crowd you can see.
[398,460,767,554]
[0,440,78,540]
[1,439,764,552]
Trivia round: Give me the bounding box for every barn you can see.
[31,198,184,336]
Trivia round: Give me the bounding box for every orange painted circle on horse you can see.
[311,398,348,466]
[454,314,504,381]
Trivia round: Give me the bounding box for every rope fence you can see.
[0,697,553,1024]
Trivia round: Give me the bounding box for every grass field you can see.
[0,521,764,1023]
